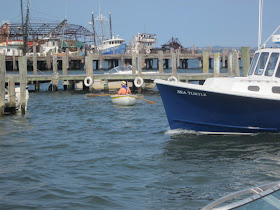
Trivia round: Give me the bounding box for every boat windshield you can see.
[254,52,269,75]
[264,53,279,76]
[248,53,259,75]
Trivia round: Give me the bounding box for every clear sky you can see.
[1,0,280,48]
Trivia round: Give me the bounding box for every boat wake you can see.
[165,129,201,136]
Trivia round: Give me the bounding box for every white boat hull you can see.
[5,87,29,112]
[111,95,137,106]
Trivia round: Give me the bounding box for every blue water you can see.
[1,83,280,209]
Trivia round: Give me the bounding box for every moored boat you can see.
[111,94,137,106]
[4,86,29,113]
[98,36,126,55]
[154,1,280,135]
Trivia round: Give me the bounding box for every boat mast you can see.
[258,0,263,49]
[109,12,112,39]
[22,0,30,55]
[91,11,97,47]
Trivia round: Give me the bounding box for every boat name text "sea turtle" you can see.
[177,90,207,97]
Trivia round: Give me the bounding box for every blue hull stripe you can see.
[173,118,277,131]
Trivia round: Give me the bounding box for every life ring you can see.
[168,76,178,82]
[134,77,144,88]
[146,49,151,54]
[84,76,93,87]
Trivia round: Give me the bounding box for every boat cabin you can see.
[248,48,280,78]
[202,48,280,100]
[100,36,125,48]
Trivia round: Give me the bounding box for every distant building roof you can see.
[0,20,94,43]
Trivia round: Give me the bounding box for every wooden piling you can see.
[222,50,226,68]
[88,54,93,77]
[87,54,94,91]
[104,80,109,92]
[176,50,180,68]
[241,46,250,77]
[214,53,220,77]
[99,50,103,70]
[171,50,177,77]
[232,49,240,77]
[12,50,17,70]
[66,48,70,69]
[50,55,58,91]
[18,56,27,114]
[228,51,234,76]
[132,51,136,74]
[158,51,164,73]
[0,55,5,115]
[39,45,43,56]
[8,76,16,111]
[62,56,68,90]
[120,50,124,66]
[203,51,209,73]
[33,43,37,75]
[46,51,51,70]
[137,53,143,77]
[62,56,68,75]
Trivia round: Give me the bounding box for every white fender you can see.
[168,76,178,82]
[84,76,93,87]
[134,77,144,88]
[146,48,151,54]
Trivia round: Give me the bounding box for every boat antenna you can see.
[91,11,97,47]
[22,0,30,56]
[109,11,112,39]
[20,0,24,27]
[258,0,263,49]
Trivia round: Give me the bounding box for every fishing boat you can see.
[90,10,126,55]
[98,35,126,55]
[154,0,280,134]
[202,181,280,209]
[111,94,137,106]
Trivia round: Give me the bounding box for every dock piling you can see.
[171,50,177,77]
[203,51,209,73]
[241,46,250,76]
[137,53,143,77]
[50,55,58,91]
[8,76,16,113]
[0,55,5,115]
[132,51,136,74]
[158,51,164,73]
[232,49,240,76]
[12,50,17,70]
[228,51,233,76]
[19,56,27,115]
[214,53,220,77]
[46,51,51,70]
[33,43,37,75]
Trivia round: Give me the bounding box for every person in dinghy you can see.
[118,81,131,95]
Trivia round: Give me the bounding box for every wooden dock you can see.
[1,47,251,115]
[4,47,253,71]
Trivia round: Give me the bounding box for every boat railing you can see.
[202,181,280,210]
